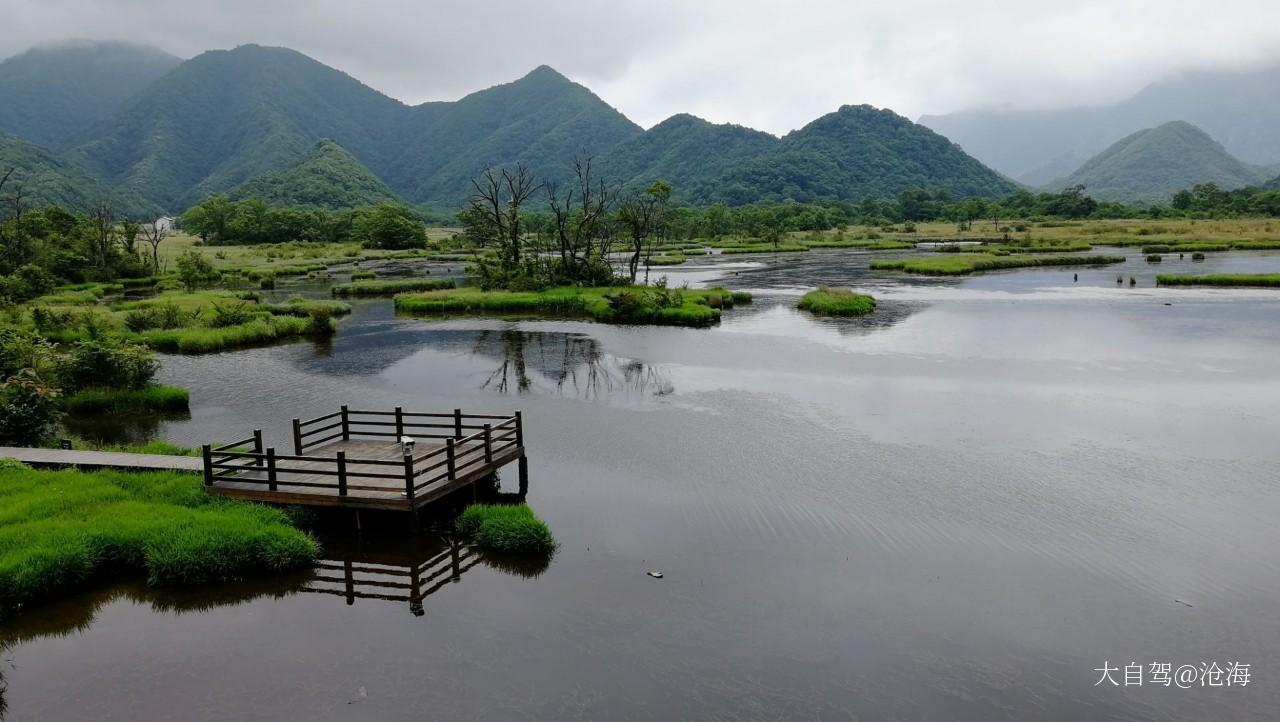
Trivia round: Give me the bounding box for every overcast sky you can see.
[5,0,1280,134]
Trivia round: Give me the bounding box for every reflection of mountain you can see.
[474,329,673,400]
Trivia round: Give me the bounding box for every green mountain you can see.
[384,65,643,207]
[0,131,156,216]
[226,139,403,209]
[0,40,180,150]
[920,64,1280,182]
[73,44,407,211]
[1051,121,1273,203]
[709,105,1018,204]
[598,113,778,201]
[30,43,1015,211]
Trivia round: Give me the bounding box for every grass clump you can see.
[870,254,1125,276]
[140,315,315,353]
[349,270,377,280]
[63,384,190,414]
[332,277,455,297]
[455,503,555,554]
[261,297,352,318]
[1157,274,1280,288]
[797,287,877,316]
[0,465,318,618]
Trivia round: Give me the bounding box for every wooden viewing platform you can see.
[203,406,527,512]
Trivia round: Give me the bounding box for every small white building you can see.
[153,215,176,233]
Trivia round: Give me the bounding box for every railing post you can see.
[337,451,348,496]
[403,453,415,500]
[483,424,492,463]
[252,429,264,467]
[395,406,404,439]
[292,418,303,455]
[514,410,524,447]
[340,404,350,441]
[446,438,457,480]
[454,408,463,439]
[201,444,213,486]
[266,447,278,491]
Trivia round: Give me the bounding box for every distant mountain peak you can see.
[1051,120,1272,202]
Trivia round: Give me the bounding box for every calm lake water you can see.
[5,248,1280,721]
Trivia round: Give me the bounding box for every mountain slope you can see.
[0,40,181,150]
[226,139,404,209]
[598,113,779,201]
[711,105,1018,204]
[72,44,407,211]
[1052,121,1272,203]
[0,131,156,215]
[385,66,643,206]
[920,64,1280,181]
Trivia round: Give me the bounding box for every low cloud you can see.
[4,0,1279,132]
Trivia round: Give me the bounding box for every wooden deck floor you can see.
[0,446,204,472]
[206,438,523,511]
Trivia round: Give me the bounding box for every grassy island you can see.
[331,277,455,297]
[63,384,190,414]
[395,286,751,327]
[870,254,1126,276]
[0,462,317,619]
[797,287,877,316]
[1157,274,1280,288]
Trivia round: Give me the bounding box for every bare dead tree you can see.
[141,220,168,271]
[545,156,617,284]
[465,164,541,270]
[617,192,658,284]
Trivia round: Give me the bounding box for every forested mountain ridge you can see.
[4,42,1016,213]
[0,131,157,215]
[1050,121,1273,203]
[0,40,181,151]
[225,139,405,209]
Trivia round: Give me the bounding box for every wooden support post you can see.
[336,451,348,497]
[340,404,350,441]
[409,561,424,616]
[292,418,303,455]
[201,444,213,486]
[451,537,462,581]
[252,429,264,467]
[395,406,404,439]
[266,447,278,492]
[518,455,529,498]
[514,410,524,447]
[454,408,463,439]
[403,453,415,501]
[446,438,456,480]
[483,424,492,463]
[344,559,355,605]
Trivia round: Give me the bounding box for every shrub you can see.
[59,338,157,391]
[208,301,256,328]
[350,270,377,281]
[455,503,555,554]
[1146,254,1163,263]
[175,250,220,291]
[0,369,62,445]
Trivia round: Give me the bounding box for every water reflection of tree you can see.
[475,330,672,399]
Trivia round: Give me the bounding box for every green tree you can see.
[351,204,427,250]
[175,249,219,291]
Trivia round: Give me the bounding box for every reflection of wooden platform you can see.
[202,407,527,512]
[303,539,479,616]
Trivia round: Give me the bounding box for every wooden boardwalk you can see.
[0,446,203,472]
[203,406,527,512]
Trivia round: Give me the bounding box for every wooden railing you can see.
[201,407,523,501]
